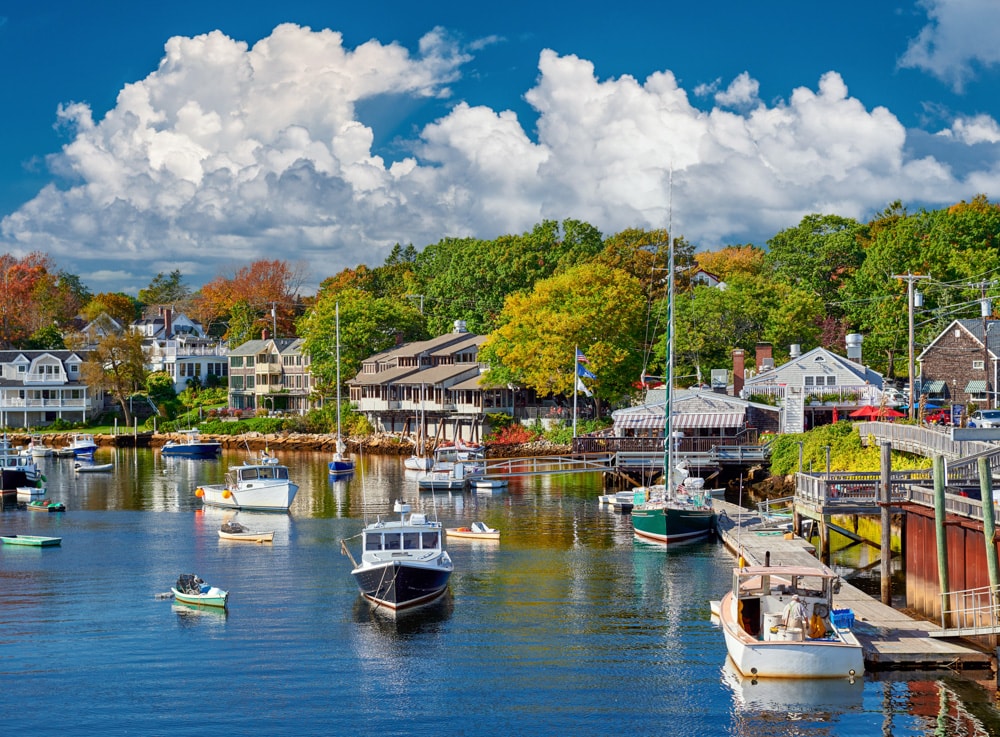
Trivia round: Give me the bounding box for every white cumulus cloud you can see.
[1,22,999,294]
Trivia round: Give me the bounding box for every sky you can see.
[2,0,1000,296]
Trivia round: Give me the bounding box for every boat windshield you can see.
[365,530,440,551]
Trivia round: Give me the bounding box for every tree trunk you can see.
[118,397,132,427]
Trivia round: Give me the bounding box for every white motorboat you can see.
[195,456,299,511]
[718,564,864,679]
[343,500,452,613]
[417,463,469,491]
[471,477,508,491]
[28,435,54,457]
[446,522,500,540]
[0,435,43,483]
[161,429,222,457]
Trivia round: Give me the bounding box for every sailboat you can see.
[630,219,715,544]
[404,383,433,471]
[329,302,355,477]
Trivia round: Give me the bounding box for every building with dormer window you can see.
[0,350,98,427]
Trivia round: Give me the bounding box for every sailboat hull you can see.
[631,505,715,544]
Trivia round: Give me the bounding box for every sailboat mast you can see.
[335,302,342,444]
[664,167,675,495]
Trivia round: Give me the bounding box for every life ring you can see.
[813,603,829,619]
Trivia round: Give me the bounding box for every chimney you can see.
[262,328,270,341]
[755,342,773,371]
[164,307,172,339]
[732,349,745,397]
[789,344,801,359]
[846,333,863,363]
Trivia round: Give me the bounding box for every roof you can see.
[429,334,486,356]
[347,365,421,386]
[611,390,762,431]
[744,346,883,387]
[393,364,480,385]
[228,338,301,356]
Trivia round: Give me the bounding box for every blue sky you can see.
[2,1,1000,295]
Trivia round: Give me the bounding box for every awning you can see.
[923,380,946,394]
[674,412,745,429]
[613,411,665,430]
[965,380,987,393]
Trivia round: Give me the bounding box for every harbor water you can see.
[2,447,999,737]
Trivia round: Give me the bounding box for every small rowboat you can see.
[1,535,62,547]
[27,500,65,513]
[171,574,229,609]
[17,485,46,501]
[74,462,113,473]
[446,522,501,541]
[218,521,274,543]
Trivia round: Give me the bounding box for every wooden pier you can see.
[713,498,993,673]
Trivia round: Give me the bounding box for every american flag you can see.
[576,348,589,364]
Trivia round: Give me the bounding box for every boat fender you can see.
[194,487,204,498]
[222,489,232,499]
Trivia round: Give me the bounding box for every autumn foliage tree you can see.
[0,252,86,348]
[81,331,148,426]
[193,260,305,342]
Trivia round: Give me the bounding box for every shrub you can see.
[487,424,539,445]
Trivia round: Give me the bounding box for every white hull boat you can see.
[196,457,298,511]
[17,485,45,501]
[718,564,863,679]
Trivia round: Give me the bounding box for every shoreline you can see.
[4,430,572,459]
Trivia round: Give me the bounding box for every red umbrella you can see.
[849,405,904,419]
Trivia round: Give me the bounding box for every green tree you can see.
[765,214,866,319]
[81,332,148,426]
[23,324,66,350]
[298,288,428,393]
[139,269,190,306]
[480,262,647,414]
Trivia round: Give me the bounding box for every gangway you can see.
[932,583,1000,638]
[481,454,614,479]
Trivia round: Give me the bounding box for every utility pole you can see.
[893,272,930,421]
[981,281,993,410]
[271,302,277,338]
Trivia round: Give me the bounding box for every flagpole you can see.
[572,345,578,438]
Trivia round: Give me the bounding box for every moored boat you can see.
[161,429,222,458]
[66,433,98,457]
[718,564,863,679]
[74,461,114,473]
[195,456,299,511]
[342,500,452,613]
[1,534,61,546]
[327,302,356,478]
[470,477,507,491]
[16,485,45,501]
[27,499,65,512]
[171,573,229,608]
[218,520,275,543]
[446,522,500,541]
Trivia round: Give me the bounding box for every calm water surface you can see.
[2,447,999,736]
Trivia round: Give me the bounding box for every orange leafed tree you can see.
[193,260,305,340]
[0,252,56,347]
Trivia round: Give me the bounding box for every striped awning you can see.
[923,380,946,394]
[674,412,745,429]
[613,409,744,430]
[965,380,987,393]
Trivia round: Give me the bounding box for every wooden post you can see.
[880,442,892,606]
[978,457,999,594]
[933,454,949,626]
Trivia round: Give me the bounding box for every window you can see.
[422,532,439,549]
[365,533,382,551]
[403,533,420,550]
[804,375,836,388]
[974,360,985,370]
[384,534,402,551]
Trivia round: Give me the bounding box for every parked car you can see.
[970,409,1000,427]
[882,388,907,406]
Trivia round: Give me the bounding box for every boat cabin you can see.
[734,565,838,640]
[364,526,441,553]
[236,464,290,482]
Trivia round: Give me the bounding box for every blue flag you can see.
[577,362,596,380]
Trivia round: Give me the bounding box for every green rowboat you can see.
[1,535,62,547]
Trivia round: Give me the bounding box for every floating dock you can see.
[714,499,993,672]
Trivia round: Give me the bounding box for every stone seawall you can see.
[6,432,572,458]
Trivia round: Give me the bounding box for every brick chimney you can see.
[262,328,270,341]
[732,349,745,397]
[164,307,172,339]
[755,342,773,371]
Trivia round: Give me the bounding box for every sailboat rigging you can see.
[630,179,715,544]
[329,302,355,477]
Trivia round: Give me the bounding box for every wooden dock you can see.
[714,499,993,673]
